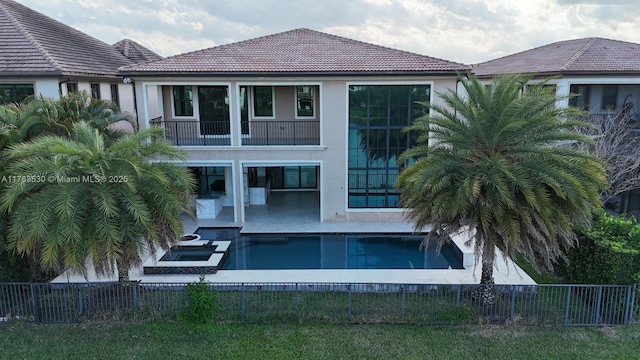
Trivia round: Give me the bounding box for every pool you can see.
[194,228,464,270]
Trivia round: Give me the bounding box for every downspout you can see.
[58,77,71,97]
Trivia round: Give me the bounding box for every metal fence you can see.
[0,282,637,326]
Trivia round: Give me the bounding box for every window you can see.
[348,84,430,208]
[0,84,34,105]
[90,83,100,99]
[197,86,229,135]
[173,85,193,116]
[110,84,120,107]
[296,86,314,117]
[189,167,226,198]
[602,85,618,110]
[66,83,78,94]
[569,85,591,110]
[253,86,274,117]
[239,86,249,134]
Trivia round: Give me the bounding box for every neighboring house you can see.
[0,0,158,115]
[474,37,640,120]
[120,28,470,224]
[475,37,640,217]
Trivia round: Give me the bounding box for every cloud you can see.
[14,0,640,64]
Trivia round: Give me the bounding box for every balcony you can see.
[150,118,320,146]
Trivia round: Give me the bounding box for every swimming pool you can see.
[194,228,464,270]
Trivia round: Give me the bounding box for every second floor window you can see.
[253,86,274,117]
[296,86,314,117]
[173,85,194,116]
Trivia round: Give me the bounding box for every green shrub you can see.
[563,210,640,284]
[180,275,219,324]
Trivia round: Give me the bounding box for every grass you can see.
[1,322,639,359]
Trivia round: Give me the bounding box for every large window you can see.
[348,84,430,208]
[0,84,34,105]
[90,83,100,99]
[173,85,194,116]
[296,86,314,117]
[253,86,274,117]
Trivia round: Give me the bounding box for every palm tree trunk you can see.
[475,240,496,306]
[116,259,130,282]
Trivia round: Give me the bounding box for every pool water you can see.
[195,228,464,270]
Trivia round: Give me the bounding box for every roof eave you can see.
[118,70,470,78]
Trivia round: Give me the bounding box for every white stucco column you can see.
[555,79,570,109]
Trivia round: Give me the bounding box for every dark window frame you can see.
[66,82,78,94]
[173,85,194,117]
[347,84,430,209]
[296,85,315,118]
[602,85,618,111]
[90,83,100,99]
[0,83,35,105]
[253,86,274,117]
[110,84,120,107]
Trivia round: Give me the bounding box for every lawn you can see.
[1,322,639,359]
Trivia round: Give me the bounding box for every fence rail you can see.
[0,282,638,326]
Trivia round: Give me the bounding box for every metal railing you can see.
[149,117,320,146]
[0,282,637,326]
[241,120,319,146]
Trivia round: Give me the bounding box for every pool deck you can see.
[51,192,535,285]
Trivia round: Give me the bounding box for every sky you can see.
[15,0,640,65]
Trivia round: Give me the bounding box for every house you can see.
[0,0,158,115]
[474,37,640,121]
[475,37,640,217]
[120,28,471,224]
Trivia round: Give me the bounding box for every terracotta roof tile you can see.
[474,37,640,77]
[0,0,133,77]
[113,39,163,64]
[121,28,470,75]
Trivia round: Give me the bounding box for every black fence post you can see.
[29,283,37,323]
[295,283,299,315]
[564,286,571,326]
[594,286,603,326]
[348,284,352,319]
[76,284,83,319]
[401,286,406,321]
[241,283,245,320]
[132,282,138,309]
[510,285,516,323]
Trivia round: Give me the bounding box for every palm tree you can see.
[0,94,135,281]
[1,122,196,281]
[396,74,605,303]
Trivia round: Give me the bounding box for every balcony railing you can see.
[241,120,319,146]
[149,118,320,146]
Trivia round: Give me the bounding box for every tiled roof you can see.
[0,0,132,77]
[113,39,163,64]
[474,37,640,77]
[120,28,470,75]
